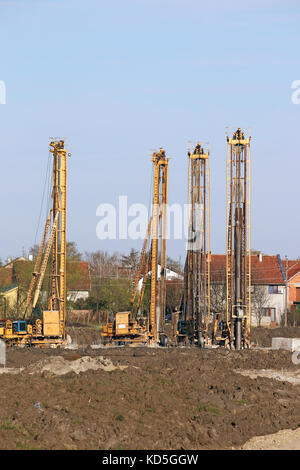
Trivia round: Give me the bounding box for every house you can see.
[137,264,184,291]
[0,285,27,317]
[284,259,300,311]
[210,253,286,326]
[3,257,27,268]
[0,258,91,307]
[66,261,91,302]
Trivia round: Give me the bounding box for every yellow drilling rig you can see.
[102,148,169,346]
[0,139,70,347]
[213,129,251,349]
[173,143,211,347]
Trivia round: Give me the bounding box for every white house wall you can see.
[251,284,285,326]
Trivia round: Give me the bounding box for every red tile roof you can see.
[210,254,285,285]
[0,261,91,292]
[67,261,91,291]
[284,259,300,280]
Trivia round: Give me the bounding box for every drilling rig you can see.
[214,129,251,349]
[102,148,169,346]
[0,139,70,346]
[174,143,210,346]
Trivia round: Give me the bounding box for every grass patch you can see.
[89,324,103,332]
[233,399,248,407]
[145,407,156,413]
[115,414,124,422]
[197,403,222,415]
[16,441,37,450]
[0,421,15,431]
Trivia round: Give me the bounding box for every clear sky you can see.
[0,0,300,263]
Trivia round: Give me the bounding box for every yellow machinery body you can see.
[102,312,148,344]
[0,314,62,347]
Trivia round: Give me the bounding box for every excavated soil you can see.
[242,427,300,450]
[0,339,299,450]
[251,326,300,348]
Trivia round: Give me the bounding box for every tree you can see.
[165,279,183,315]
[166,256,183,274]
[210,281,226,316]
[252,285,270,327]
[121,248,139,272]
[29,240,82,261]
[98,278,131,316]
[29,244,40,260]
[66,241,82,261]
[85,250,121,316]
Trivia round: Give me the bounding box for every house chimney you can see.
[258,252,263,262]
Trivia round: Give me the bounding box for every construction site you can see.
[0,129,299,452]
[0,0,300,456]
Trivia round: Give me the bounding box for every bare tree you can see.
[210,282,226,316]
[166,279,183,315]
[120,248,139,274]
[252,285,270,327]
[85,250,121,318]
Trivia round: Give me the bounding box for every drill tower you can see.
[225,129,251,349]
[149,148,169,342]
[182,143,210,345]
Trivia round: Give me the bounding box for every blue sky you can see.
[0,0,300,262]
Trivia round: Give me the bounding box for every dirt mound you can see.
[235,368,300,385]
[242,427,300,450]
[25,355,127,376]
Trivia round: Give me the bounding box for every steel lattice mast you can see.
[49,139,69,339]
[225,129,251,349]
[182,143,210,345]
[149,148,169,343]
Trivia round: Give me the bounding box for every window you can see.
[263,308,276,321]
[269,285,279,294]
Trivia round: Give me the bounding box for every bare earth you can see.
[0,327,299,450]
[242,427,300,450]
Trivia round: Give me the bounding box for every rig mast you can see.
[225,129,251,349]
[149,148,169,343]
[48,139,68,338]
[181,143,210,345]
[102,148,169,346]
